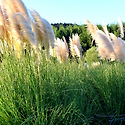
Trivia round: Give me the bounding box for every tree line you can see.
[52,22,125,54]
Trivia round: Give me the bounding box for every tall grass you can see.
[0,48,125,124]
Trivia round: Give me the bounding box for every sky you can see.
[24,0,125,25]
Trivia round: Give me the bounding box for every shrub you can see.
[85,46,100,65]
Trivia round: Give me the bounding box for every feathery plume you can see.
[55,38,69,63]
[110,33,122,61]
[0,0,41,59]
[1,0,31,22]
[85,18,97,40]
[117,37,125,61]
[30,9,47,44]
[14,13,37,46]
[1,0,22,57]
[14,13,41,58]
[30,20,39,43]
[3,0,17,12]
[73,45,81,58]
[63,36,69,57]
[118,16,124,38]
[70,34,82,58]
[42,17,55,48]
[93,24,99,31]
[1,0,12,45]
[96,31,116,61]
[102,21,111,42]
[0,6,5,39]
[0,6,4,25]
[30,9,55,59]
[11,0,31,22]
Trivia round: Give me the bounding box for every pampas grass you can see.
[102,21,111,42]
[30,9,55,59]
[1,0,22,58]
[0,0,55,60]
[1,1,12,46]
[86,19,116,61]
[96,31,116,61]
[85,18,97,40]
[109,33,122,61]
[118,16,124,38]
[14,13,37,46]
[1,0,38,58]
[109,33,125,62]
[0,6,4,39]
[63,36,69,57]
[117,37,125,61]
[55,37,69,63]
[69,34,82,58]
[30,20,39,44]
[6,0,31,22]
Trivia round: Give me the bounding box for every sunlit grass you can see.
[0,47,125,124]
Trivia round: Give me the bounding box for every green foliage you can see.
[107,23,120,37]
[85,46,100,65]
[1,48,125,124]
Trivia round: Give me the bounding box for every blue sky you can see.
[24,0,125,25]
